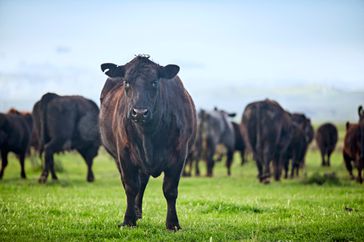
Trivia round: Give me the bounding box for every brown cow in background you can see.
[343,122,363,183]
[316,123,338,167]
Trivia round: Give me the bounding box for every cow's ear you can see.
[346,121,350,130]
[228,113,236,118]
[101,63,125,78]
[159,64,180,79]
[358,105,364,118]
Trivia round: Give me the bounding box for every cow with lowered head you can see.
[315,123,338,167]
[282,113,314,178]
[0,109,33,179]
[241,99,293,183]
[34,93,100,183]
[99,55,196,230]
[198,108,236,176]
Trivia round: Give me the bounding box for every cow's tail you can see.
[38,93,58,157]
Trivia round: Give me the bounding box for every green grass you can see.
[1,146,363,241]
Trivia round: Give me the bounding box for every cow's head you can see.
[358,105,364,121]
[101,56,179,125]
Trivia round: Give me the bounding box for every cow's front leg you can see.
[163,162,184,231]
[135,172,150,220]
[119,160,140,227]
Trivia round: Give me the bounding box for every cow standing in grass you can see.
[99,55,196,230]
[198,108,236,176]
[241,99,293,183]
[0,110,33,179]
[316,123,338,167]
[343,122,363,183]
[283,113,314,178]
[34,93,100,183]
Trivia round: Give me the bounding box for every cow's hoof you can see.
[119,220,136,228]
[51,175,58,181]
[262,179,270,184]
[135,209,142,220]
[38,176,47,184]
[166,223,181,231]
[87,176,95,182]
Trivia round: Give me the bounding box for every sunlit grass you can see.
[1,140,363,241]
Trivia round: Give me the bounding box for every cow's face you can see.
[101,59,179,125]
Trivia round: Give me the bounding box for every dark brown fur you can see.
[343,122,363,183]
[315,123,338,167]
[99,56,196,230]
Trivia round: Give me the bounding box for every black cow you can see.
[99,55,196,230]
[283,113,314,178]
[34,93,100,183]
[0,110,33,179]
[198,108,236,176]
[242,99,293,183]
[315,123,338,167]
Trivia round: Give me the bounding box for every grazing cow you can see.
[241,99,293,183]
[198,108,236,176]
[34,93,100,183]
[316,123,338,167]
[343,122,363,183]
[283,113,314,178]
[0,110,33,179]
[99,55,196,230]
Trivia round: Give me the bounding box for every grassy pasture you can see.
[0,128,363,241]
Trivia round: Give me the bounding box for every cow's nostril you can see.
[143,109,149,117]
[131,109,138,117]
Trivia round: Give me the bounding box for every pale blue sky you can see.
[0,0,363,119]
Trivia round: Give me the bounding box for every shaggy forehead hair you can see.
[124,55,160,82]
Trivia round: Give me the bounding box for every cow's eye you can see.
[152,80,158,88]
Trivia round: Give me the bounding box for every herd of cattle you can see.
[0,55,363,230]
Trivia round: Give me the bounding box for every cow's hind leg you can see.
[79,148,96,182]
[135,172,150,220]
[163,161,184,231]
[195,158,200,176]
[0,150,9,179]
[18,153,26,179]
[225,150,234,176]
[357,160,363,184]
[320,149,326,166]
[39,139,62,183]
[343,152,354,180]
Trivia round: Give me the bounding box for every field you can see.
[1,133,364,241]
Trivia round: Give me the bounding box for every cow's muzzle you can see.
[129,108,150,124]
